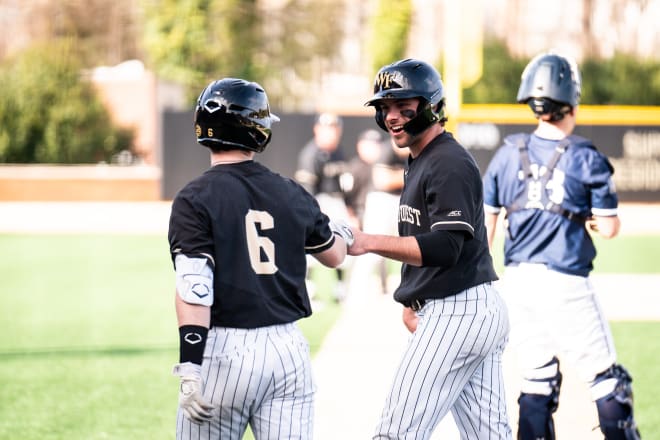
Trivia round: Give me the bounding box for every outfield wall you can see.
[0,165,161,201]
[161,105,660,202]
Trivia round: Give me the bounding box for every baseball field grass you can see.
[0,233,658,439]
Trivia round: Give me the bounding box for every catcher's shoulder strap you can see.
[507,134,533,179]
[506,135,587,224]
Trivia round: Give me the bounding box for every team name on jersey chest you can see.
[399,204,421,226]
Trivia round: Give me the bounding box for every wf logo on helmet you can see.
[375,71,398,91]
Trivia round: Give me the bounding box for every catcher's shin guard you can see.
[517,357,562,440]
[592,364,641,440]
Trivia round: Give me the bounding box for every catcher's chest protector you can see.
[507,135,585,224]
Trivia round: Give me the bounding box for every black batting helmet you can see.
[365,59,446,136]
[194,78,279,153]
[517,52,581,121]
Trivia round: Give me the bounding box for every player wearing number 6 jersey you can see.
[168,78,351,440]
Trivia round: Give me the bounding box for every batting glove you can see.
[172,362,214,424]
[329,219,355,247]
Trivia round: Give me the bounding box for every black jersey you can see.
[296,140,348,196]
[394,132,497,305]
[168,160,335,328]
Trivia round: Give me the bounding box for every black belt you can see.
[409,299,426,311]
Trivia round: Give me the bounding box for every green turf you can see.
[0,234,341,440]
[489,234,660,275]
[0,234,657,439]
[590,235,660,273]
[610,322,660,438]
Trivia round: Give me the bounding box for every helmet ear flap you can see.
[374,108,388,132]
[434,99,447,123]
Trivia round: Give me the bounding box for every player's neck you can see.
[535,119,572,140]
[408,124,444,158]
[210,150,254,166]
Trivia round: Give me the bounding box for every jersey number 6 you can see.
[245,209,278,275]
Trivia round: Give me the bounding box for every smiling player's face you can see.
[378,98,418,147]
[378,98,443,157]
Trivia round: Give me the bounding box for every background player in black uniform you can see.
[168,78,353,440]
[295,113,351,301]
[347,59,512,439]
[347,133,407,296]
[344,128,385,229]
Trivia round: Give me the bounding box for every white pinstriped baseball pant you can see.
[176,323,315,440]
[374,283,513,439]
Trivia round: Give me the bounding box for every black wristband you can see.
[178,325,208,365]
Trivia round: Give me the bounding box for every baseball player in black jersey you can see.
[168,78,353,440]
[295,113,351,302]
[348,59,512,439]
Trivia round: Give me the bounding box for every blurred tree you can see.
[366,0,412,77]
[140,0,343,107]
[18,0,142,66]
[582,52,660,105]
[0,42,133,164]
[462,40,528,104]
[256,1,345,111]
[464,40,660,105]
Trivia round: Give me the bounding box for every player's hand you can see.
[172,362,214,424]
[329,219,355,247]
[586,217,599,233]
[403,307,418,333]
[346,226,368,256]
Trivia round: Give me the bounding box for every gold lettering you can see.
[207,128,214,137]
[376,72,394,90]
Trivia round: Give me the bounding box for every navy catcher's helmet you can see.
[194,78,279,153]
[517,52,581,121]
[365,59,446,136]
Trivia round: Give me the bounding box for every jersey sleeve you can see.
[482,147,508,214]
[425,158,480,238]
[585,150,618,215]
[168,190,214,264]
[298,184,335,254]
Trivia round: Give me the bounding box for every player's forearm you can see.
[175,294,211,328]
[360,233,422,266]
[314,237,347,268]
